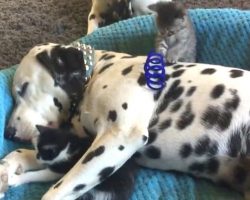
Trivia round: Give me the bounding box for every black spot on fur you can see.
[189,162,205,173]
[201,68,216,75]
[159,119,172,131]
[94,118,98,125]
[173,64,184,70]
[227,132,241,157]
[186,86,196,97]
[148,117,159,128]
[16,150,22,153]
[73,184,86,192]
[170,99,183,112]
[234,166,247,184]
[201,106,232,131]
[53,97,63,112]
[99,167,115,182]
[54,181,62,189]
[137,73,146,86]
[103,85,108,89]
[201,106,219,128]
[99,63,114,74]
[171,69,185,78]
[99,53,110,61]
[122,65,133,75]
[18,82,29,97]
[103,55,115,60]
[122,103,128,110]
[179,143,192,158]
[108,110,117,122]
[147,131,157,145]
[154,91,162,101]
[145,146,161,159]
[119,145,125,151]
[208,141,219,156]
[206,158,219,174]
[176,102,195,130]
[165,74,170,81]
[82,146,105,164]
[156,79,183,114]
[217,110,232,131]
[89,14,96,20]
[194,136,211,156]
[224,89,240,111]
[230,69,244,78]
[186,64,196,68]
[17,117,21,120]
[211,84,225,99]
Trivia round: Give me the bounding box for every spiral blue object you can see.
[144,51,166,90]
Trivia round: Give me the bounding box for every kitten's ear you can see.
[36,125,49,134]
[148,3,158,12]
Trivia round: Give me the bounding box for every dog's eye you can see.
[18,82,29,97]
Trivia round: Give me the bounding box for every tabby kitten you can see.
[149,2,196,63]
[36,125,138,200]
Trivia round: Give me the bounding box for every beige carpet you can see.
[0,0,249,68]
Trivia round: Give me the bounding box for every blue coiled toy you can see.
[144,51,166,90]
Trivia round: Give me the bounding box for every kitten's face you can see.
[36,125,69,163]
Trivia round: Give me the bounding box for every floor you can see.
[0,0,249,68]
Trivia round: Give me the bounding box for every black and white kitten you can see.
[149,2,196,63]
[36,125,138,200]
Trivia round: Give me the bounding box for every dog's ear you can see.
[36,125,49,134]
[36,50,53,74]
[148,3,158,12]
[56,47,85,72]
[36,45,85,76]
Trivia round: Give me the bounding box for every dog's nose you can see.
[4,127,17,140]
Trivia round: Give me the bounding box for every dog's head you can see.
[5,43,87,142]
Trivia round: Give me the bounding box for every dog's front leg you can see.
[42,126,147,200]
[0,149,44,196]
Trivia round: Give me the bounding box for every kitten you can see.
[36,125,138,200]
[149,2,197,63]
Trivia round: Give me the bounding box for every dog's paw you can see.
[0,192,5,199]
[0,161,9,194]
[8,173,22,187]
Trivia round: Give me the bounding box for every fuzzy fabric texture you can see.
[0,0,250,68]
[1,9,250,199]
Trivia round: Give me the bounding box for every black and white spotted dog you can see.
[87,0,172,34]
[2,42,250,200]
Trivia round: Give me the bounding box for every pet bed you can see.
[1,8,250,200]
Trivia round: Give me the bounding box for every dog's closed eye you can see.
[17,82,29,97]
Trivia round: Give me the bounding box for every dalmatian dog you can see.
[87,0,172,34]
[2,42,250,200]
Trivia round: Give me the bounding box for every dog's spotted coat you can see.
[2,43,250,199]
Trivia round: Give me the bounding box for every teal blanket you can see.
[1,8,250,200]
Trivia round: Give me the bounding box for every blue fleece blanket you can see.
[1,8,250,200]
